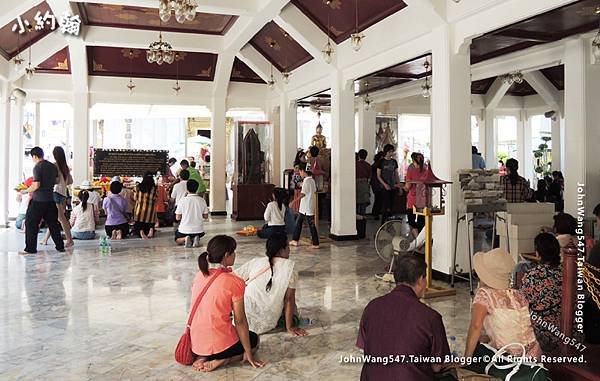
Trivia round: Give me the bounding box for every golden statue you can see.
[311,123,327,149]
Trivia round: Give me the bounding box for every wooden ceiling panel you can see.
[471,0,600,64]
[541,64,565,90]
[87,46,217,81]
[506,80,537,97]
[0,1,54,59]
[230,57,265,84]
[354,54,431,95]
[249,21,313,72]
[471,77,496,95]
[36,46,70,74]
[291,0,407,44]
[78,3,237,35]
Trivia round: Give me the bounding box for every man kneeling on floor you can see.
[356,254,451,381]
[175,179,209,248]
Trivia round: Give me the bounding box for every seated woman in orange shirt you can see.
[190,235,266,372]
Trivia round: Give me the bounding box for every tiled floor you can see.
[0,218,473,380]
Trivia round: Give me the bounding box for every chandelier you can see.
[350,0,364,52]
[126,49,136,94]
[147,31,175,65]
[363,82,372,110]
[159,0,197,24]
[421,58,432,98]
[267,63,276,90]
[322,0,335,64]
[499,71,524,85]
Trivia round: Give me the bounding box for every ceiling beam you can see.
[213,52,234,98]
[274,4,327,65]
[237,44,282,91]
[369,79,424,104]
[484,77,511,109]
[8,33,67,82]
[84,26,222,53]
[492,29,555,43]
[523,70,563,116]
[71,0,260,16]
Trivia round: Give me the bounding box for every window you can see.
[530,115,552,178]
[297,108,331,150]
[398,114,431,160]
[496,115,517,162]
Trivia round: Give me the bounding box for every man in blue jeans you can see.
[20,147,65,254]
[289,163,319,249]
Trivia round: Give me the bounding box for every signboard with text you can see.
[93,149,168,177]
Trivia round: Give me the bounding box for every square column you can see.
[431,25,472,275]
[280,93,297,183]
[357,100,377,155]
[0,82,11,227]
[564,38,600,215]
[329,69,357,239]
[550,116,561,171]
[72,93,90,185]
[8,98,24,217]
[483,109,497,167]
[210,98,227,215]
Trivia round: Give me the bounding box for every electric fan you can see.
[375,220,426,282]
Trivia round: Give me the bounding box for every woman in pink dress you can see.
[404,152,428,238]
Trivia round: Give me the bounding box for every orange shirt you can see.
[155,185,168,213]
[190,268,246,355]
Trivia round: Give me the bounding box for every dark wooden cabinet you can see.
[231,184,275,221]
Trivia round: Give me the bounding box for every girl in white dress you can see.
[235,234,308,336]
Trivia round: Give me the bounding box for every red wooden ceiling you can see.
[355,53,431,95]
[471,64,564,96]
[541,64,564,90]
[230,57,265,84]
[0,1,54,60]
[77,2,237,35]
[36,46,70,74]
[87,46,217,81]
[249,21,313,72]
[291,0,407,44]
[470,77,496,95]
[471,0,600,64]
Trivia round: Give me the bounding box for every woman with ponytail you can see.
[69,190,99,240]
[189,235,265,372]
[257,188,287,239]
[41,146,74,246]
[235,233,308,337]
[500,158,533,203]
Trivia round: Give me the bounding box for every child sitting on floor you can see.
[175,179,209,248]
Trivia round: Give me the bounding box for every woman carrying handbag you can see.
[175,235,265,372]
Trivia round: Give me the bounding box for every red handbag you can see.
[175,269,226,365]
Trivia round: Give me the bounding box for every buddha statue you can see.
[311,123,327,149]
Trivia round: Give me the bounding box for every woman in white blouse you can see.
[257,188,287,239]
[235,233,308,336]
[69,190,99,240]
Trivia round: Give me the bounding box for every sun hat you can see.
[80,180,93,189]
[473,248,515,290]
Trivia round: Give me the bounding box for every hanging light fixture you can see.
[363,82,372,110]
[421,57,432,98]
[13,32,24,70]
[592,14,600,64]
[126,49,136,94]
[173,52,182,95]
[267,63,276,90]
[159,0,197,24]
[350,0,364,52]
[146,31,175,65]
[322,0,335,64]
[281,32,292,84]
[24,27,35,80]
[499,71,524,85]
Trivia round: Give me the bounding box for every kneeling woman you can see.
[190,235,265,372]
[257,188,287,239]
[235,233,308,336]
[69,190,99,240]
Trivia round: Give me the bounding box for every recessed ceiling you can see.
[0,1,54,60]
[36,46,70,74]
[87,46,217,81]
[470,0,600,64]
[297,89,331,108]
[77,2,237,35]
[540,64,564,90]
[470,77,496,95]
[471,64,564,97]
[355,54,431,95]
[249,21,313,72]
[291,0,407,44]
[230,57,265,84]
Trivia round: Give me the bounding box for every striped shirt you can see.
[134,186,157,223]
[501,175,532,203]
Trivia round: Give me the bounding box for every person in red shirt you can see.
[357,255,450,380]
[405,152,427,238]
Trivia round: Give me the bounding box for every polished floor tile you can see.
[0,218,472,380]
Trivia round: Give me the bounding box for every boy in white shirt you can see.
[174,179,209,248]
[289,163,319,249]
[170,169,189,207]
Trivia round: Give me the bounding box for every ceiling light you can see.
[268,63,276,90]
[25,44,34,80]
[147,31,175,65]
[127,78,136,94]
[173,80,181,95]
[322,0,335,64]
[364,93,372,110]
[421,57,432,98]
[158,0,197,24]
[499,71,524,85]
[282,71,291,84]
[351,0,364,52]
[126,48,136,94]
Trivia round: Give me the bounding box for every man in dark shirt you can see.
[20,147,64,254]
[376,144,401,225]
[357,255,450,380]
[356,149,372,216]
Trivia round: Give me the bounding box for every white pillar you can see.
[431,25,472,275]
[72,93,90,185]
[0,82,11,227]
[280,93,297,183]
[8,98,24,217]
[34,102,41,146]
[563,38,600,216]
[550,116,561,171]
[330,69,357,239]
[523,115,533,183]
[483,109,497,167]
[357,100,377,156]
[516,111,526,170]
[210,98,227,214]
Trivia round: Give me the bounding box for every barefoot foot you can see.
[192,357,208,371]
[201,358,230,372]
[289,240,299,247]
